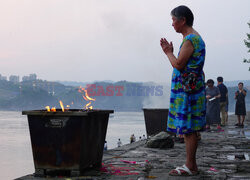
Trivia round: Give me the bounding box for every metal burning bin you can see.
[22,109,113,177]
[143,108,169,138]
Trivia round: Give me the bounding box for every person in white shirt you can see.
[133,134,136,142]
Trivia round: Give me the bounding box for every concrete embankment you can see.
[17,112,250,180]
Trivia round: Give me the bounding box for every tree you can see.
[243,22,250,71]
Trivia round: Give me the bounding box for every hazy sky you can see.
[0,0,249,84]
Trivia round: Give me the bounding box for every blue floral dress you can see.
[167,34,206,135]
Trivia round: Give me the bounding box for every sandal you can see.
[217,127,224,132]
[169,164,199,176]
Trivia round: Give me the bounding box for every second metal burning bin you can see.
[143,108,169,138]
[22,109,113,177]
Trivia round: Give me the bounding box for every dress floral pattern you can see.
[167,34,206,135]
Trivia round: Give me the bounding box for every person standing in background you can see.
[117,138,122,147]
[235,82,247,127]
[217,76,228,126]
[130,134,136,143]
[206,79,222,131]
[133,134,136,142]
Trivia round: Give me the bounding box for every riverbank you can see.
[17,112,250,180]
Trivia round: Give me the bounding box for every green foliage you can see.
[243,22,250,71]
[244,23,250,50]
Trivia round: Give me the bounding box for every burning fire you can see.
[78,86,96,110]
[45,106,50,112]
[45,86,96,112]
[59,101,64,112]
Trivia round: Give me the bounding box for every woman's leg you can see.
[184,133,198,171]
[237,115,241,125]
[242,115,245,125]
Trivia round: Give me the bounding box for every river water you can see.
[0,111,146,180]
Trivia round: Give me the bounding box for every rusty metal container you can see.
[22,109,113,177]
[142,108,169,137]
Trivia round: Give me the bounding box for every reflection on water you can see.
[227,155,235,160]
[245,153,250,160]
[227,153,250,161]
[245,131,250,139]
[0,111,146,180]
[228,129,250,139]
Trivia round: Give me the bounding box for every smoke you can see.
[142,83,170,109]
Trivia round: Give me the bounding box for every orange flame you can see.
[79,87,96,101]
[84,102,92,109]
[45,106,50,112]
[85,89,95,101]
[82,95,88,101]
[78,86,96,110]
[45,85,96,112]
[59,101,64,112]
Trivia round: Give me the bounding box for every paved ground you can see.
[17,113,250,180]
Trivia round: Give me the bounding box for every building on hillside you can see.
[9,75,20,83]
[0,74,7,81]
[22,73,37,82]
[29,73,37,81]
[22,76,30,82]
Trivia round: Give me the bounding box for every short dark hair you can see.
[207,79,214,85]
[238,82,244,86]
[171,5,194,27]
[217,76,223,82]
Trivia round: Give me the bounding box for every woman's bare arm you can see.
[160,38,194,70]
